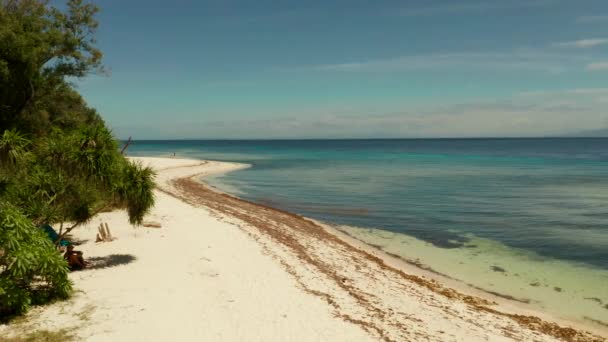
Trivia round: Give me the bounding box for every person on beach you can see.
[64,245,87,271]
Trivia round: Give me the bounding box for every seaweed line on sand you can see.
[156,168,604,342]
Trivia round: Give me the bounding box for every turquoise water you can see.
[128,139,608,324]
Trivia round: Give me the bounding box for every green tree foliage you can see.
[0,0,103,133]
[0,0,155,317]
[0,203,71,316]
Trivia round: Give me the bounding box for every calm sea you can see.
[128,138,608,324]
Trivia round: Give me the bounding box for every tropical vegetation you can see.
[0,0,155,317]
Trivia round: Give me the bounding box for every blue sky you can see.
[75,0,608,139]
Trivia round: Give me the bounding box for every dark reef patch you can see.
[490,265,507,273]
[584,297,603,305]
[481,289,531,304]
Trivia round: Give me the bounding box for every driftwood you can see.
[142,221,162,228]
[95,222,116,242]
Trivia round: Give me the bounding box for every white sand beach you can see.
[1,157,605,341]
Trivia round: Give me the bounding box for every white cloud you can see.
[279,49,590,74]
[564,88,608,94]
[115,92,608,139]
[392,0,556,17]
[586,62,608,71]
[192,104,604,138]
[577,15,608,23]
[554,38,608,48]
[520,88,608,96]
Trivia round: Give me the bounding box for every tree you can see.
[0,0,156,317]
[0,0,103,133]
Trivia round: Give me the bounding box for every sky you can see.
[73,0,608,139]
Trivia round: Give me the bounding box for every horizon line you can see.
[118,136,608,141]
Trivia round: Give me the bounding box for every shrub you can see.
[0,203,71,317]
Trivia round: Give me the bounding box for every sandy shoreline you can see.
[1,157,605,341]
[176,157,608,338]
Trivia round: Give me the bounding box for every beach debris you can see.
[142,221,162,228]
[529,282,541,287]
[553,287,563,292]
[95,222,116,242]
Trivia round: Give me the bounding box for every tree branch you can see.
[120,136,132,155]
[14,78,35,117]
[55,203,110,245]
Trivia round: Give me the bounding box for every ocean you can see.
[127,138,608,325]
